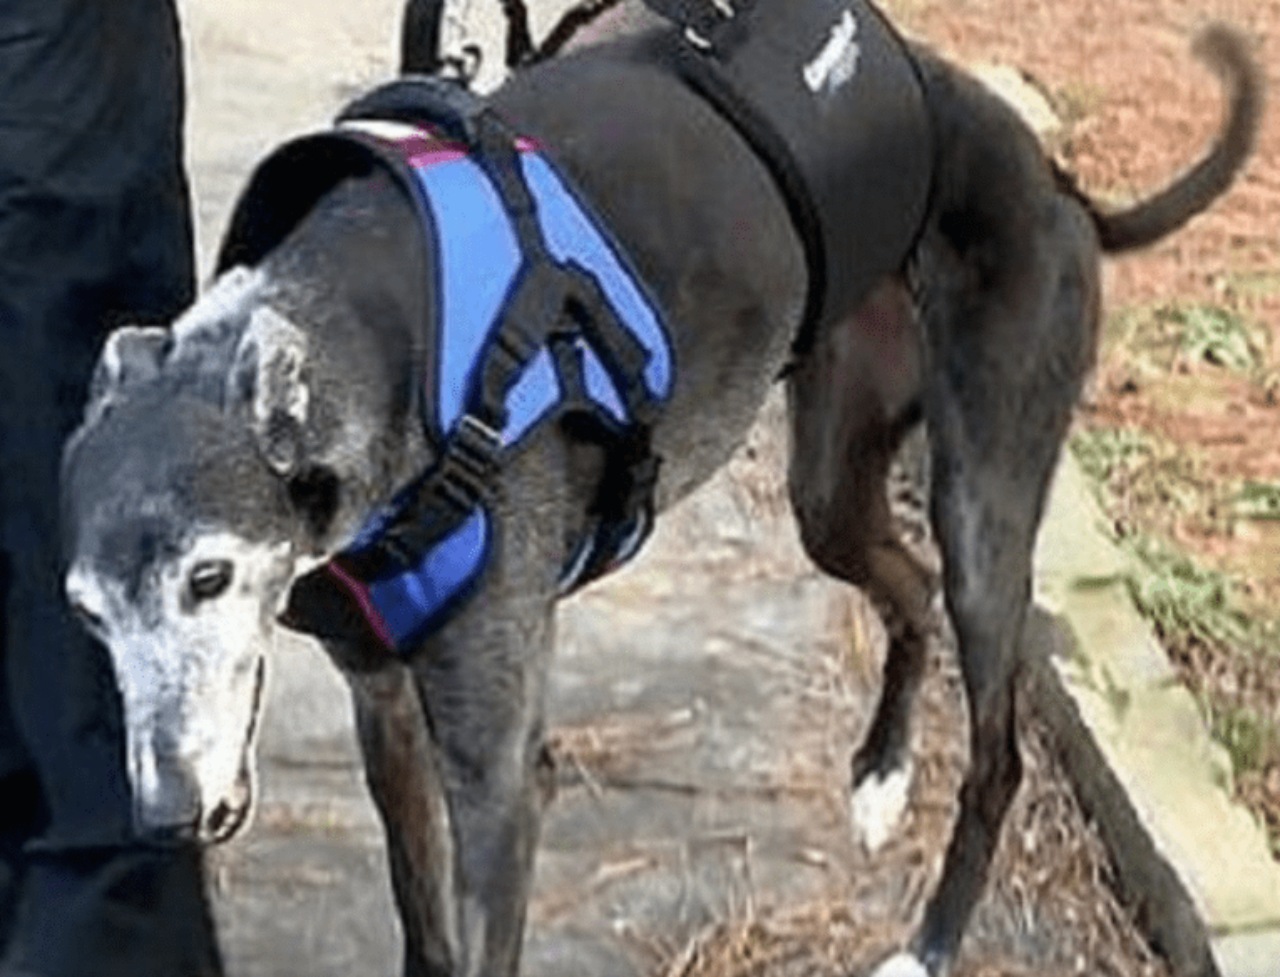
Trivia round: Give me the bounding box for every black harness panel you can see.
[643,0,933,351]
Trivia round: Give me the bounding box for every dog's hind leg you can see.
[787,279,937,853]
[846,427,938,854]
[874,100,1101,976]
[345,664,458,977]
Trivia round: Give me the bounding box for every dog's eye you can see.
[189,560,234,602]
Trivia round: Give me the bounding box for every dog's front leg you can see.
[409,590,557,977]
[344,664,458,977]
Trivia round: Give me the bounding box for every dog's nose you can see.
[137,766,251,844]
[133,752,203,837]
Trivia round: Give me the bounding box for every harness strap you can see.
[559,262,658,423]
[640,0,755,50]
[340,76,491,145]
[472,265,565,433]
[544,273,664,591]
[499,0,537,67]
[636,0,827,357]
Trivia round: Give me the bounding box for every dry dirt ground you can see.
[181,0,1273,974]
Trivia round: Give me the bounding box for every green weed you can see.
[1218,268,1280,300]
[1053,80,1106,127]
[1069,428,1230,538]
[1104,302,1266,377]
[1231,481,1280,522]
[1177,305,1260,373]
[1119,535,1261,653]
[1071,437,1280,804]
[1212,707,1280,780]
[1119,536,1280,785]
[1071,427,1153,484]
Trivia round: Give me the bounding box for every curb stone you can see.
[973,57,1280,977]
[1029,452,1280,977]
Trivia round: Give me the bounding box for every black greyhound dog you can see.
[60,1,1259,975]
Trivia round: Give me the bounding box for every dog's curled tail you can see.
[1077,24,1263,254]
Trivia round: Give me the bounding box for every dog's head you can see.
[61,269,345,843]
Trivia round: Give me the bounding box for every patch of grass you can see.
[1071,426,1153,484]
[1069,426,1232,539]
[1103,302,1268,378]
[1118,535,1280,785]
[1053,79,1107,127]
[1177,305,1261,372]
[1231,481,1280,522]
[1218,268,1280,301]
[1072,430,1280,844]
[1102,304,1174,372]
[1073,430,1280,592]
[1213,707,1280,783]
[1118,534,1261,655]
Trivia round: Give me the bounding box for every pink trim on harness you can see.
[324,560,396,650]
[375,129,544,171]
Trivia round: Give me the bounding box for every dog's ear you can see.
[87,326,171,411]
[286,464,342,543]
[229,306,311,477]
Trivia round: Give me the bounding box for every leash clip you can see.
[672,0,738,53]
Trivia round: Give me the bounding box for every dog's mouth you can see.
[203,774,253,844]
[202,655,267,845]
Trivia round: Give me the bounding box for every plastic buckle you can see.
[434,413,502,512]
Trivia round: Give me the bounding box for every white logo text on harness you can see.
[803,10,861,95]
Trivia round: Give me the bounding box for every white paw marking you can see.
[850,761,913,853]
[869,951,930,977]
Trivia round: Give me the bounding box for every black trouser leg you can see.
[0,2,222,974]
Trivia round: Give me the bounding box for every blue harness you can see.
[219,80,673,656]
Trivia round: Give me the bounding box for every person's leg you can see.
[0,556,47,953]
[0,1,220,974]
[0,276,219,975]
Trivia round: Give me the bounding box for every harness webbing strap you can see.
[635,1,826,356]
[641,0,755,51]
[559,263,657,421]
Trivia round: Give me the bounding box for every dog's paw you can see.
[850,761,912,853]
[867,951,930,977]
